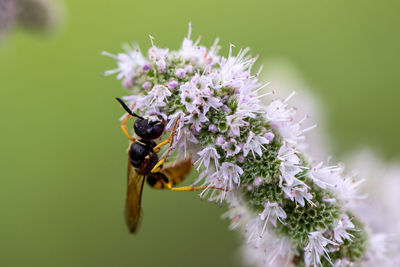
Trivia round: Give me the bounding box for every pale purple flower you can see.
[142,63,151,71]
[184,65,193,74]
[223,197,251,231]
[208,124,218,133]
[277,145,303,187]
[215,136,225,146]
[180,82,201,113]
[218,44,255,88]
[243,131,270,158]
[220,162,243,186]
[221,138,241,157]
[304,231,338,267]
[194,146,220,171]
[200,87,223,114]
[221,104,231,113]
[148,37,169,71]
[333,258,352,267]
[245,217,268,246]
[226,113,249,137]
[265,132,275,142]
[335,175,366,208]
[123,77,135,88]
[265,92,296,123]
[166,110,186,131]
[148,84,171,106]
[175,68,186,78]
[174,126,199,158]
[121,94,151,114]
[0,0,16,35]
[254,177,263,187]
[168,80,178,89]
[278,116,317,146]
[308,161,342,189]
[333,214,355,243]
[102,43,147,80]
[142,81,152,90]
[236,87,266,118]
[237,155,245,163]
[243,232,293,267]
[259,201,287,229]
[178,24,219,66]
[282,181,313,207]
[187,111,208,132]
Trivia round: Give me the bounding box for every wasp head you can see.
[116,98,165,140]
[134,114,165,140]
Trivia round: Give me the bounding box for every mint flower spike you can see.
[104,24,389,266]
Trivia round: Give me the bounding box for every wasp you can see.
[116,98,214,234]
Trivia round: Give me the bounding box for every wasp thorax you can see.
[134,116,165,140]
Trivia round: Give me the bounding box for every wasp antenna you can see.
[115,98,145,120]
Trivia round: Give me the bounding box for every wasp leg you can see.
[153,117,180,152]
[120,114,136,142]
[150,145,176,173]
[146,172,229,192]
[168,185,229,192]
[150,158,165,174]
[150,118,180,173]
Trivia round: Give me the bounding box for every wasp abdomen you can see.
[146,172,170,189]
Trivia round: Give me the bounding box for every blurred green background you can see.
[1,1,399,266]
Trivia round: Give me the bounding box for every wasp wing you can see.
[125,161,145,234]
[159,157,192,186]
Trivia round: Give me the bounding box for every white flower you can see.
[278,116,317,146]
[223,196,251,231]
[218,44,255,88]
[221,138,241,157]
[176,23,220,67]
[102,43,147,81]
[308,162,342,189]
[364,233,389,264]
[282,181,313,207]
[265,92,296,124]
[335,174,366,208]
[333,214,355,243]
[180,82,202,114]
[148,84,171,106]
[243,131,270,158]
[220,162,243,186]
[200,87,223,114]
[120,94,151,114]
[245,217,265,246]
[304,231,338,267]
[226,113,249,137]
[277,145,303,187]
[148,36,169,71]
[258,202,287,239]
[243,231,293,267]
[194,146,220,171]
[235,84,271,119]
[201,172,230,203]
[174,126,199,158]
[186,111,208,132]
[202,162,243,203]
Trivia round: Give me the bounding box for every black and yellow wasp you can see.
[116,98,210,234]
